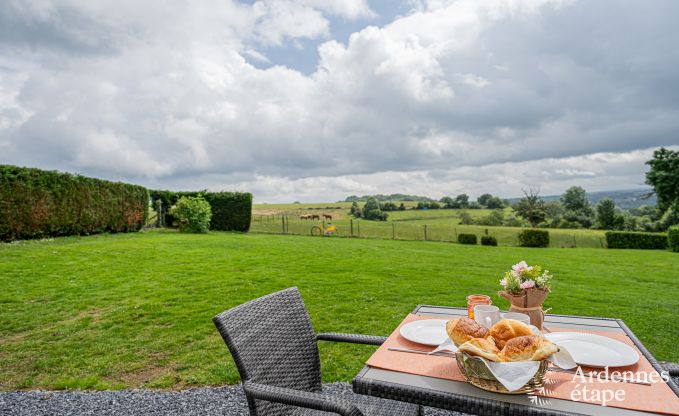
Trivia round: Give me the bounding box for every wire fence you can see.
[249,215,607,248]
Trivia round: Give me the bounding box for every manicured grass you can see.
[1,231,677,391]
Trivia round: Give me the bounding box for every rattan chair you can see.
[213,287,422,416]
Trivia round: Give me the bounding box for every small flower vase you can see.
[499,288,550,329]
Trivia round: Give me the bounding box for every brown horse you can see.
[311,214,320,220]
[299,214,310,220]
[323,214,332,220]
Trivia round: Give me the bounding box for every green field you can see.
[1,231,677,391]
[251,204,606,248]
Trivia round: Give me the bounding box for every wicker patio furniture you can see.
[212,287,423,416]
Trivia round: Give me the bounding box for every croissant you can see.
[446,318,489,346]
[488,319,534,350]
[500,335,559,362]
[458,337,503,362]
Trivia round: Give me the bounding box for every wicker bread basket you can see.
[456,352,548,394]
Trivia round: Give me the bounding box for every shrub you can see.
[0,165,148,241]
[149,190,252,232]
[669,226,679,252]
[363,197,388,221]
[481,236,498,246]
[518,229,550,248]
[458,234,477,245]
[605,231,668,250]
[458,211,474,225]
[171,196,212,233]
[204,192,252,232]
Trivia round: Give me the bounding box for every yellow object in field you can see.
[325,224,337,234]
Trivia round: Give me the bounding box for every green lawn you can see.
[1,231,677,391]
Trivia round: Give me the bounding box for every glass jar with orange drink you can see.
[466,294,492,319]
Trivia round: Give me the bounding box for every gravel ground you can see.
[2,374,677,416]
[0,383,463,416]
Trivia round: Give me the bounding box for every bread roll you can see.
[458,337,503,362]
[488,319,534,350]
[445,317,489,346]
[500,335,559,362]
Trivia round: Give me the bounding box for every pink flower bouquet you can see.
[498,261,552,329]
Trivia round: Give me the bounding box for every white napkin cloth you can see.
[431,334,577,392]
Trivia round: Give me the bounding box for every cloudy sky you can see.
[1,0,678,202]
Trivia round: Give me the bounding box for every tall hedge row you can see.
[0,165,148,241]
[149,190,252,232]
[605,231,668,250]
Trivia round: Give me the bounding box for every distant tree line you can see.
[510,148,679,231]
[344,194,434,203]
[344,148,679,229]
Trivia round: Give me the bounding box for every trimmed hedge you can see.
[458,233,477,245]
[669,226,679,253]
[481,236,498,246]
[518,229,550,248]
[605,231,668,250]
[149,190,252,232]
[0,165,148,241]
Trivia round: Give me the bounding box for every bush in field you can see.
[380,202,399,211]
[363,197,388,221]
[605,231,668,250]
[398,202,406,211]
[668,226,679,252]
[458,234,477,244]
[475,209,504,226]
[458,211,474,225]
[172,195,212,233]
[481,236,498,246]
[518,229,549,247]
[350,201,362,218]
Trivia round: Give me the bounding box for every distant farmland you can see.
[251,203,607,248]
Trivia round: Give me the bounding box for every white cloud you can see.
[1,0,678,202]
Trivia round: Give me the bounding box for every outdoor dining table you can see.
[352,305,679,416]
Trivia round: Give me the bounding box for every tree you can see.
[398,202,406,211]
[362,197,387,221]
[349,201,362,218]
[455,194,469,208]
[596,198,624,230]
[380,202,398,211]
[440,196,456,209]
[560,186,590,213]
[560,186,594,228]
[646,148,679,227]
[477,193,492,207]
[486,196,505,209]
[513,187,547,228]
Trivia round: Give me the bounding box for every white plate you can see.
[545,332,639,367]
[400,319,449,346]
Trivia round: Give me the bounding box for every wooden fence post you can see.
[424,225,428,241]
[357,220,360,238]
[392,222,395,239]
[282,216,286,234]
[350,219,354,237]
